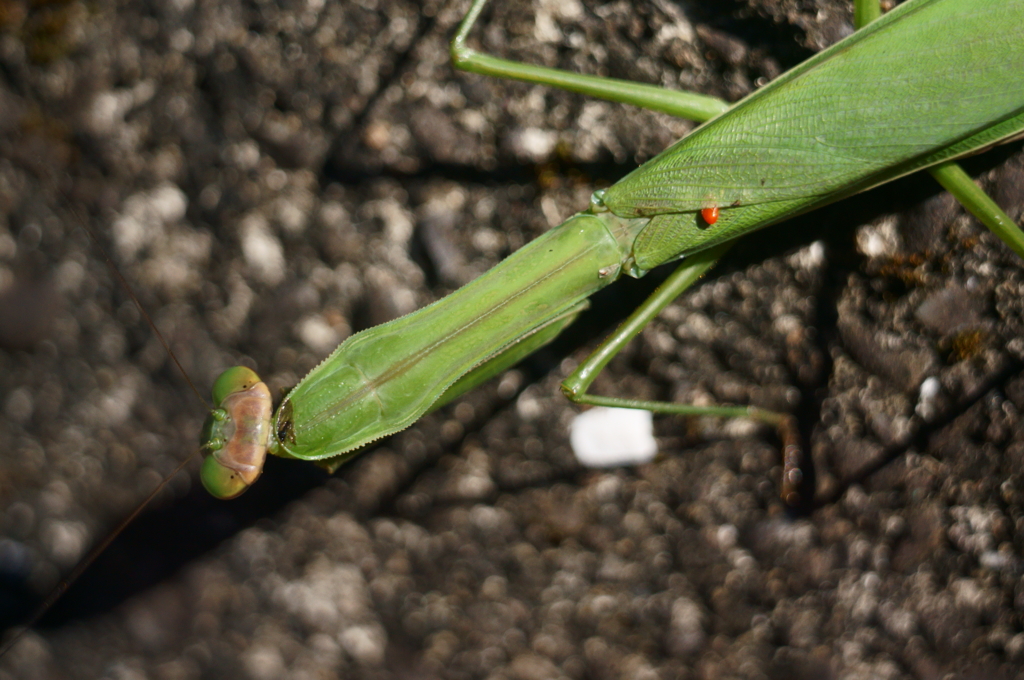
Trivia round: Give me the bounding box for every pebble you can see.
[569,407,657,468]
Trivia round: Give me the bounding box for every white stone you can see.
[570,407,657,468]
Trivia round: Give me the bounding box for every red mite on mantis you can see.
[701,206,719,225]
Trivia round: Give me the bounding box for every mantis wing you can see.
[598,0,1024,268]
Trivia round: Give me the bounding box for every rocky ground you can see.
[1,0,1023,678]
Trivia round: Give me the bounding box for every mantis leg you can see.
[451,0,729,124]
[558,243,806,507]
[559,243,772,426]
[928,162,1024,260]
[853,0,882,28]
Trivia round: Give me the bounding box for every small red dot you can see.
[701,206,719,225]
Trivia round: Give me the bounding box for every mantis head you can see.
[199,366,273,499]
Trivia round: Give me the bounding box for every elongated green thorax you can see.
[270,209,649,471]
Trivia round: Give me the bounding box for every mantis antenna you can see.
[0,176,209,658]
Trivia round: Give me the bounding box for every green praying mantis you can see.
[198,0,1024,504]
[2,0,1024,671]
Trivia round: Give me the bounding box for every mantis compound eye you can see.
[199,366,273,499]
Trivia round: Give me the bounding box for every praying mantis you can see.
[2,0,1024,675]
